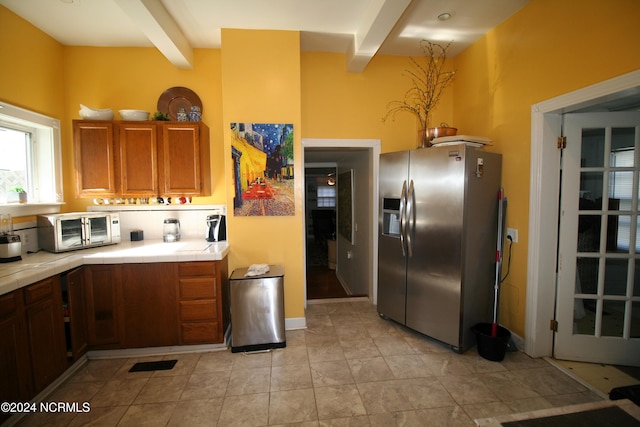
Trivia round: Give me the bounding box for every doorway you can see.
[302,139,381,303]
[527,70,640,360]
[304,164,343,299]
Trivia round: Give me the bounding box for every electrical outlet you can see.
[506,228,518,243]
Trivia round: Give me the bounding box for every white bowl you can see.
[79,104,114,120]
[119,110,150,121]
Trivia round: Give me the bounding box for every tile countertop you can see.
[0,239,229,297]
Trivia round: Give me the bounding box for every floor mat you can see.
[502,406,639,426]
[128,360,177,372]
[611,384,640,406]
[476,399,640,426]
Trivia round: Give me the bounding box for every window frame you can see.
[317,184,336,207]
[0,101,63,216]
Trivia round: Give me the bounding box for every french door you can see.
[555,112,640,366]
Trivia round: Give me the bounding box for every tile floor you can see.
[11,300,605,427]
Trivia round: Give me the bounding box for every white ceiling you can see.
[0,0,529,72]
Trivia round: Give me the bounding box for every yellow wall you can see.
[452,0,640,336]
[0,7,64,119]
[62,47,225,212]
[301,52,454,152]
[220,29,304,318]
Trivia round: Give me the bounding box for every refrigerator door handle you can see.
[399,180,407,257]
[406,179,415,257]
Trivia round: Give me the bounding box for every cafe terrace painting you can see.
[231,123,294,216]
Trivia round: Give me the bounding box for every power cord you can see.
[500,235,513,283]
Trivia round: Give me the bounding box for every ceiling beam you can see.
[346,0,411,72]
[114,0,193,69]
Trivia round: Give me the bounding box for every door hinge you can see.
[550,319,558,332]
[557,136,567,149]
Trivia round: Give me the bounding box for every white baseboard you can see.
[285,316,307,330]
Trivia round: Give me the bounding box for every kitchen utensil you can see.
[119,109,150,120]
[0,234,21,263]
[492,188,507,336]
[79,104,114,120]
[206,214,226,242]
[0,214,12,234]
[163,218,180,242]
[426,123,457,141]
[157,87,202,121]
[0,214,21,262]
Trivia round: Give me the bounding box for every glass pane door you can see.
[59,218,83,249]
[87,216,108,244]
[555,112,640,366]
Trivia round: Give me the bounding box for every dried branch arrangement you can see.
[383,40,456,139]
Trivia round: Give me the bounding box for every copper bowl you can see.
[427,125,457,141]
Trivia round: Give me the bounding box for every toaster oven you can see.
[37,212,121,253]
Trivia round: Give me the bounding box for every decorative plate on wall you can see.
[157,87,202,120]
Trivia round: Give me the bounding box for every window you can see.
[0,124,33,197]
[609,147,635,251]
[0,101,63,208]
[317,185,336,207]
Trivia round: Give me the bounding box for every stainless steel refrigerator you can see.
[378,144,502,352]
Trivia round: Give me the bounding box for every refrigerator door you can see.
[377,150,410,324]
[406,146,466,347]
[460,148,502,351]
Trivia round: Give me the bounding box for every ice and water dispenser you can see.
[382,198,401,237]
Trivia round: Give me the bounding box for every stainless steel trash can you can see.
[230,265,286,352]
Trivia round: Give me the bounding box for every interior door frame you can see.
[526,69,640,357]
[301,138,381,305]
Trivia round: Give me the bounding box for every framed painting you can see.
[230,123,294,216]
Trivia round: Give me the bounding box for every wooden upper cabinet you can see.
[73,121,117,197]
[158,122,211,196]
[74,120,210,197]
[117,123,158,196]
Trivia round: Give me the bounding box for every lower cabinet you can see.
[0,278,69,423]
[84,265,124,349]
[0,291,30,425]
[178,259,228,344]
[82,260,228,349]
[0,258,229,424]
[122,263,179,348]
[23,277,67,394]
[65,267,89,361]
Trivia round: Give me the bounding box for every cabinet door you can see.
[73,120,117,197]
[158,122,211,196]
[177,260,226,345]
[24,277,67,394]
[118,123,158,196]
[84,265,123,348]
[67,267,88,360]
[121,263,179,348]
[0,291,30,420]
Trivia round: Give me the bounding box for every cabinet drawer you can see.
[178,261,216,277]
[0,290,21,319]
[180,300,217,321]
[181,322,219,344]
[24,278,54,305]
[179,278,216,299]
